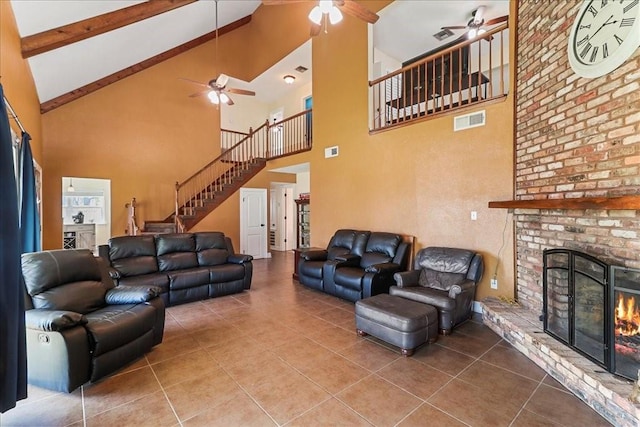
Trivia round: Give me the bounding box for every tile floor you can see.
[1,251,612,426]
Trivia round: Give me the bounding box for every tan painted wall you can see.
[307,1,516,301]
[0,1,43,163]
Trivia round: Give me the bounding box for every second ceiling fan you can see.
[442,5,507,39]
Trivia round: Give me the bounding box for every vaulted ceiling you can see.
[8,0,509,113]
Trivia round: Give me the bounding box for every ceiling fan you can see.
[181,0,255,106]
[262,0,379,36]
[180,75,255,106]
[442,5,507,39]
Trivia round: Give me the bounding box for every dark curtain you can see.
[0,84,28,412]
[19,132,41,253]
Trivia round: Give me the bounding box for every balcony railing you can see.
[370,23,509,132]
[175,109,312,226]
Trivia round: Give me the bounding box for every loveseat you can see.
[99,232,252,307]
[22,249,165,392]
[298,229,412,302]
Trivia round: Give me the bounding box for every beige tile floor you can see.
[1,251,612,426]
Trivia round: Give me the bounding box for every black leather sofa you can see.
[298,229,412,302]
[99,232,252,307]
[21,249,165,392]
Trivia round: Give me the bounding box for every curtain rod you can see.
[3,95,27,134]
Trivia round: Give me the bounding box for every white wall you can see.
[268,81,312,119]
[220,95,270,133]
[295,171,310,199]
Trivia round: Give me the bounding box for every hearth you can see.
[543,249,640,381]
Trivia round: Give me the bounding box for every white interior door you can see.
[240,188,268,258]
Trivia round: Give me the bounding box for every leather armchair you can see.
[297,229,369,292]
[330,232,411,302]
[390,247,483,335]
[21,249,165,392]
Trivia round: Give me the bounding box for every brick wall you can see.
[515,1,640,311]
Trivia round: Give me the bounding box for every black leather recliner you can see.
[297,229,369,291]
[21,249,165,392]
[391,247,483,335]
[329,232,411,302]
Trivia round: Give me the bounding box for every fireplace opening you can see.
[543,249,640,380]
[612,266,640,380]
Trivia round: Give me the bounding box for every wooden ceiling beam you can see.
[21,0,197,59]
[40,15,252,114]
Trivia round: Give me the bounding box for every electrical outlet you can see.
[490,278,498,289]
[471,211,477,221]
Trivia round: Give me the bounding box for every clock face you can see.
[568,0,640,78]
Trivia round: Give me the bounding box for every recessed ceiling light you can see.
[283,75,296,84]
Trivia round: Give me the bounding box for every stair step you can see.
[144,221,176,234]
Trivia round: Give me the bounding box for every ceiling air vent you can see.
[454,110,486,132]
[295,65,308,73]
[433,28,454,41]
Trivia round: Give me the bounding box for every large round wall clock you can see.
[568,0,640,78]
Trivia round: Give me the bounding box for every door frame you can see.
[240,187,268,259]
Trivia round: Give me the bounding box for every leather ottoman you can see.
[355,294,438,356]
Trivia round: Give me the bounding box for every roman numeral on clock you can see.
[623,0,638,14]
[587,5,598,16]
[602,42,609,58]
[580,42,593,59]
[621,17,635,27]
[589,46,600,62]
[614,34,624,45]
[577,35,590,46]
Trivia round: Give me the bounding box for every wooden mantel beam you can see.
[40,15,252,114]
[21,0,197,59]
[488,195,640,210]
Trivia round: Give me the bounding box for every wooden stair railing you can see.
[125,197,140,236]
[167,108,312,231]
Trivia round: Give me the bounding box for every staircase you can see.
[141,109,312,233]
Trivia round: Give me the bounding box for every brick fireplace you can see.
[482,1,640,426]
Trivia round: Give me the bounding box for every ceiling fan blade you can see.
[336,0,379,24]
[441,25,468,30]
[179,77,210,89]
[226,88,256,96]
[310,22,321,36]
[484,15,508,26]
[188,90,209,98]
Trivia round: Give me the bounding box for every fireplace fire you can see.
[612,266,640,380]
[543,249,640,381]
[615,294,640,337]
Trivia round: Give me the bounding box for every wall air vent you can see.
[454,110,486,132]
[324,146,339,158]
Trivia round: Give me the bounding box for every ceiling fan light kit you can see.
[308,0,343,26]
